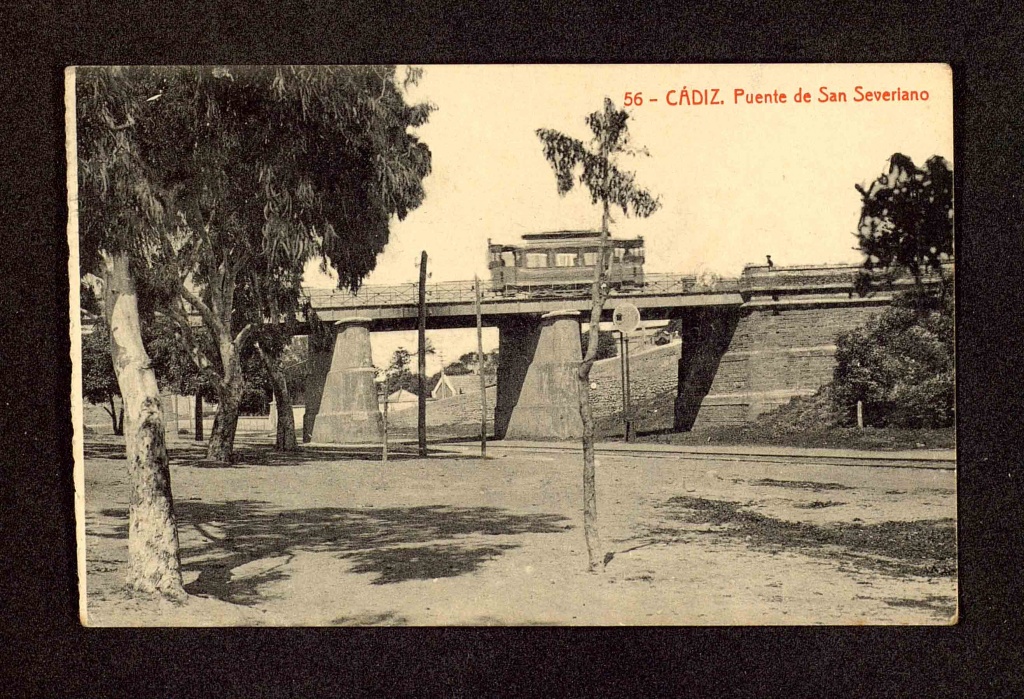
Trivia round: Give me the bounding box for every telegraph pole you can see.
[417,251,428,457]
[618,331,628,440]
[624,335,635,442]
[381,375,389,464]
[475,275,487,457]
[611,303,640,443]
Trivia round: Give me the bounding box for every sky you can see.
[303,64,953,373]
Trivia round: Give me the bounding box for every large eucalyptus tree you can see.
[76,65,432,598]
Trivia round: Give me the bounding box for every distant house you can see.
[381,388,419,411]
[431,371,495,400]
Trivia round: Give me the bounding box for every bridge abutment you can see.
[497,310,584,440]
[310,317,383,444]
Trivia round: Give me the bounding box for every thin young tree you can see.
[145,313,220,441]
[536,98,660,571]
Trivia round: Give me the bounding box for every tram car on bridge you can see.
[488,231,645,295]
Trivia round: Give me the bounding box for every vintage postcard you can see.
[69,64,955,626]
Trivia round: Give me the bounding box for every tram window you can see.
[555,253,577,267]
[525,253,548,268]
[582,251,599,266]
[614,247,626,261]
[501,251,515,267]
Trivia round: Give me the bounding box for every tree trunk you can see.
[576,199,612,573]
[577,370,602,571]
[194,392,204,441]
[258,344,298,451]
[207,384,240,462]
[117,401,124,435]
[106,394,124,436]
[207,337,244,463]
[102,252,185,601]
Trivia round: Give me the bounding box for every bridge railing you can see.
[305,281,487,308]
[304,274,748,309]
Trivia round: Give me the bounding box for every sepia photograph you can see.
[68,63,955,626]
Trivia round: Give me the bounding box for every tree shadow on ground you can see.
[882,594,957,618]
[98,501,570,605]
[344,542,519,585]
[646,495,956,579]
[84,441,131,461]
[330,611,410,626]
[84,437,481,468]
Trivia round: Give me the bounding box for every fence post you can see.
[857,400,864,429]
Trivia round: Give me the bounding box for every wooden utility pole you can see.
[618,331,628,440]
[417,251,428,457]
[624,335,635,442]
[381,376,389,464]
[475,275,487,457]
[194,393,204,441]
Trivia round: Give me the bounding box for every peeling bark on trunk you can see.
[258,344,298,451]
[102,252,185,601]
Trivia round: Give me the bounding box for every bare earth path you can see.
[82,436,956,626]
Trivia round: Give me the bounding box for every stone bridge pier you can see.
[496,310,584,440]
[307,317,383,444]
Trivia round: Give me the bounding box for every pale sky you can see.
[303,64,953,372]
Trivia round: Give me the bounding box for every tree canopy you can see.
[536,98,660,219]
[78,66,432,290]
[78,65,435,461]
[855,153,953,286]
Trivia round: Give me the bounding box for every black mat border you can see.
[2,2,1022,695]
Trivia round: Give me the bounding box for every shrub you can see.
[832,291,953,428]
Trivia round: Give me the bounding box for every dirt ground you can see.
[81,435,957,626]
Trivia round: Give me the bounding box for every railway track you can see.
[446,440,956,470]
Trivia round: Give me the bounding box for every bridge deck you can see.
[304,264,937,328]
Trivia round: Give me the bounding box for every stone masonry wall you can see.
[588,341,682,422]
[386,385,498,429]
[692,304,882,429]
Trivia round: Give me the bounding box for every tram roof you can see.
[496,230,643,246]
[521,230,602,240]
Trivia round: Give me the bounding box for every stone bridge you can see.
[301,263,948,443]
